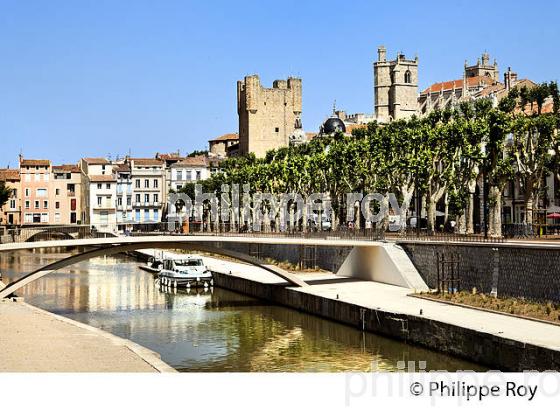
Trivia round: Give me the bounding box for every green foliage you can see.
[192,84,559,229]
[0,182,12,208]
[187,149,208,157]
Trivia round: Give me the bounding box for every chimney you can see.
[504,67,518,91]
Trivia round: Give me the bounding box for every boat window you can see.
[175,259,203,266]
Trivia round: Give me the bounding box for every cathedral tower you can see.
[374,46,418,122]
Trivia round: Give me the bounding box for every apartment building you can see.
[169,155,209,191]
[129,158,165,223]
[79,157,116,229]
[51,164,82,224]
[19,158,52,225]
[115,163,134,228]
[156,152,184,205]
[0,169,21,226]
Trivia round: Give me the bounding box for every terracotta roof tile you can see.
[82,157,110,165]
[172,155,208,167]
[20,159,50,167]
[114,164,131,172]
[156,153,183,160]
[0,169,20,181]
[209,133,239,142]
[421,76,496,94]
[130,158,164,166]
[53,164,80,173]
[89,175,116,183]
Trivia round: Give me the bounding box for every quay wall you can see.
[212,270,560,372]
[211,240,560,303]
[400,242,560,303]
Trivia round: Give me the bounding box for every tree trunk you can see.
[488,186,503,237]
[399,188,414,234]
[466,189,475,235]
[443,192,449,225]
[457,213,466,234]
[524,190,534,225]
[354,202,360,230]
[427,199,437,233]
[331,208,338,231]
[302,198,308,233]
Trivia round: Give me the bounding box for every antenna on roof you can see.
[332,100,337,115]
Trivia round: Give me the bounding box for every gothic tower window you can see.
[404,70,412,84]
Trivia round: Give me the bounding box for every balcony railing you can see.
[94,203,115,210]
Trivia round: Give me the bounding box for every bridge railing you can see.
[137,221,387,241]
[389,228,505,243]
[0,221,532,244]
[0,224,120,244]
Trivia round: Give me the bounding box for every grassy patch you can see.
[421,291,560,324]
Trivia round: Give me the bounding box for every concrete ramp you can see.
[336,243,429,292]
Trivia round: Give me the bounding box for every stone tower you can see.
[237,75,302,158]
[374,46,418,123]
[464,52,499,82]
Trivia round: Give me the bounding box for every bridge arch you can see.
[25,231,75,242]
[0,241,308,299]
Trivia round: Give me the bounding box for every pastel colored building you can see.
[208,133,239,158]
[19,158,52,225]
[169,155,210,191]
[51,164,82,224]
[114,163,134,228]
[0,168,21,226]
[79,157,116,229]
[129,158,165,223]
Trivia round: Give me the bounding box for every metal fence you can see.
[388,228,505,243]
[132,221,387,242]
[15,221,560,245]
[502,223,560,239]
[1,223,130,244]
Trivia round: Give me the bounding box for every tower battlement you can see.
[237,75,302,157]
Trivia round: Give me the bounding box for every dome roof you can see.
[321,117,346,134]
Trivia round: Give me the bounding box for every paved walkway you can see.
[197,252,560,353]
[0,299,176,372]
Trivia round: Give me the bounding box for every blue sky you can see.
[0,0,558,167]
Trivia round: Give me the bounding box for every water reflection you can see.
[0,249,485,372]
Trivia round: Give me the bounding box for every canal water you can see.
[0,249,485,372]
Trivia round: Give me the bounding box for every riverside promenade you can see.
[0,282,176,372]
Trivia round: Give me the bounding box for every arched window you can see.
[404,70,412,84]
